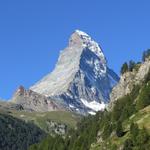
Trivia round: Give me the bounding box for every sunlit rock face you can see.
[11,86,61,112]
[31,30,119,115]
[109,58,150,110]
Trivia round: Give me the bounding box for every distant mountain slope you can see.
[11,85,62,112]
[30,30,119,114]
[11,110,80,135]
[0,100,80,136]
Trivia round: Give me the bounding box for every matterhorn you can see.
[30,30,119,114]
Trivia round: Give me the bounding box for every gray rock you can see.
[109,58,150,109]
[11,85,62,112]
[46,120,67,135]
[31,30,119,114]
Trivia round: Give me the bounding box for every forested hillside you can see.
[0,113,46,150]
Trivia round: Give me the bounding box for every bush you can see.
[123,139,133,150]
[136,81,150,110]
[129,60,136,71]
[142,49,150,62]
[130,122,139,144]
[116,121,124,137]
[112,94,135,122]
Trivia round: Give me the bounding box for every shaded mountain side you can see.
[0,112,46,150]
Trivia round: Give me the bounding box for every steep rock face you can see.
[11,86,61,112]
[110,58,150,108]
[31,30,119,114]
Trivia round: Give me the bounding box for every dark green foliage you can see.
[130,123,139,138]
[121,60,141,74]
[130,84,140,100]
[112,94,135,122]
[123,125,150,150]
[129,60,136,71]
[121,62,128,74]
[29,113,102,150]
[102,122,113,139]
[123,139,133,150]
[111,144,117,150]
[116,121,124,137]
[0,113,46,150]
[136,81,150,110]
[136,128,149,146]
[112,84,141,123]
[142,49,150,62]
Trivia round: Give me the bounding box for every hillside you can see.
[91,105,150,150]
[29,80,150,150]
[11,110,80,134]
[0,112,46,150]
[0,103,80,135]
[28,53,150,150]
[0,103,80,150]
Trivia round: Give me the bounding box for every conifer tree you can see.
[121,62,128,74]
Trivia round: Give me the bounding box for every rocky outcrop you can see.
[45,120,67,135]
[11,86,62,112]
[109,58,150,108]
[30,30,119,114]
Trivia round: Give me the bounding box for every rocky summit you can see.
[30,30,119,114]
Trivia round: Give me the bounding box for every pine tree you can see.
[121,62,128,74]
[136,128,149,146]
[130,123,139,138]
[123,139,133,150]
[116,121,124,137]
[142,49,150,62]
[142,51,147,62]
[129,60,135,71]
[136,82,150,110]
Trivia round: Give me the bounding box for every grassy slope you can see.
[0,100,80,134]
[91,105,150,150]
[10,110,80,132]
[124,105,150,131]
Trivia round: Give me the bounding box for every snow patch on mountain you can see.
[81,98,106,112]
[75,30,105,60]
[88,111,96,115]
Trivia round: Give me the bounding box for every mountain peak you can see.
[73,30,91,39]
[30,30,119,114]
[69,30,105,61]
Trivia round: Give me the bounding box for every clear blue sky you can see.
[0,0,150,99]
